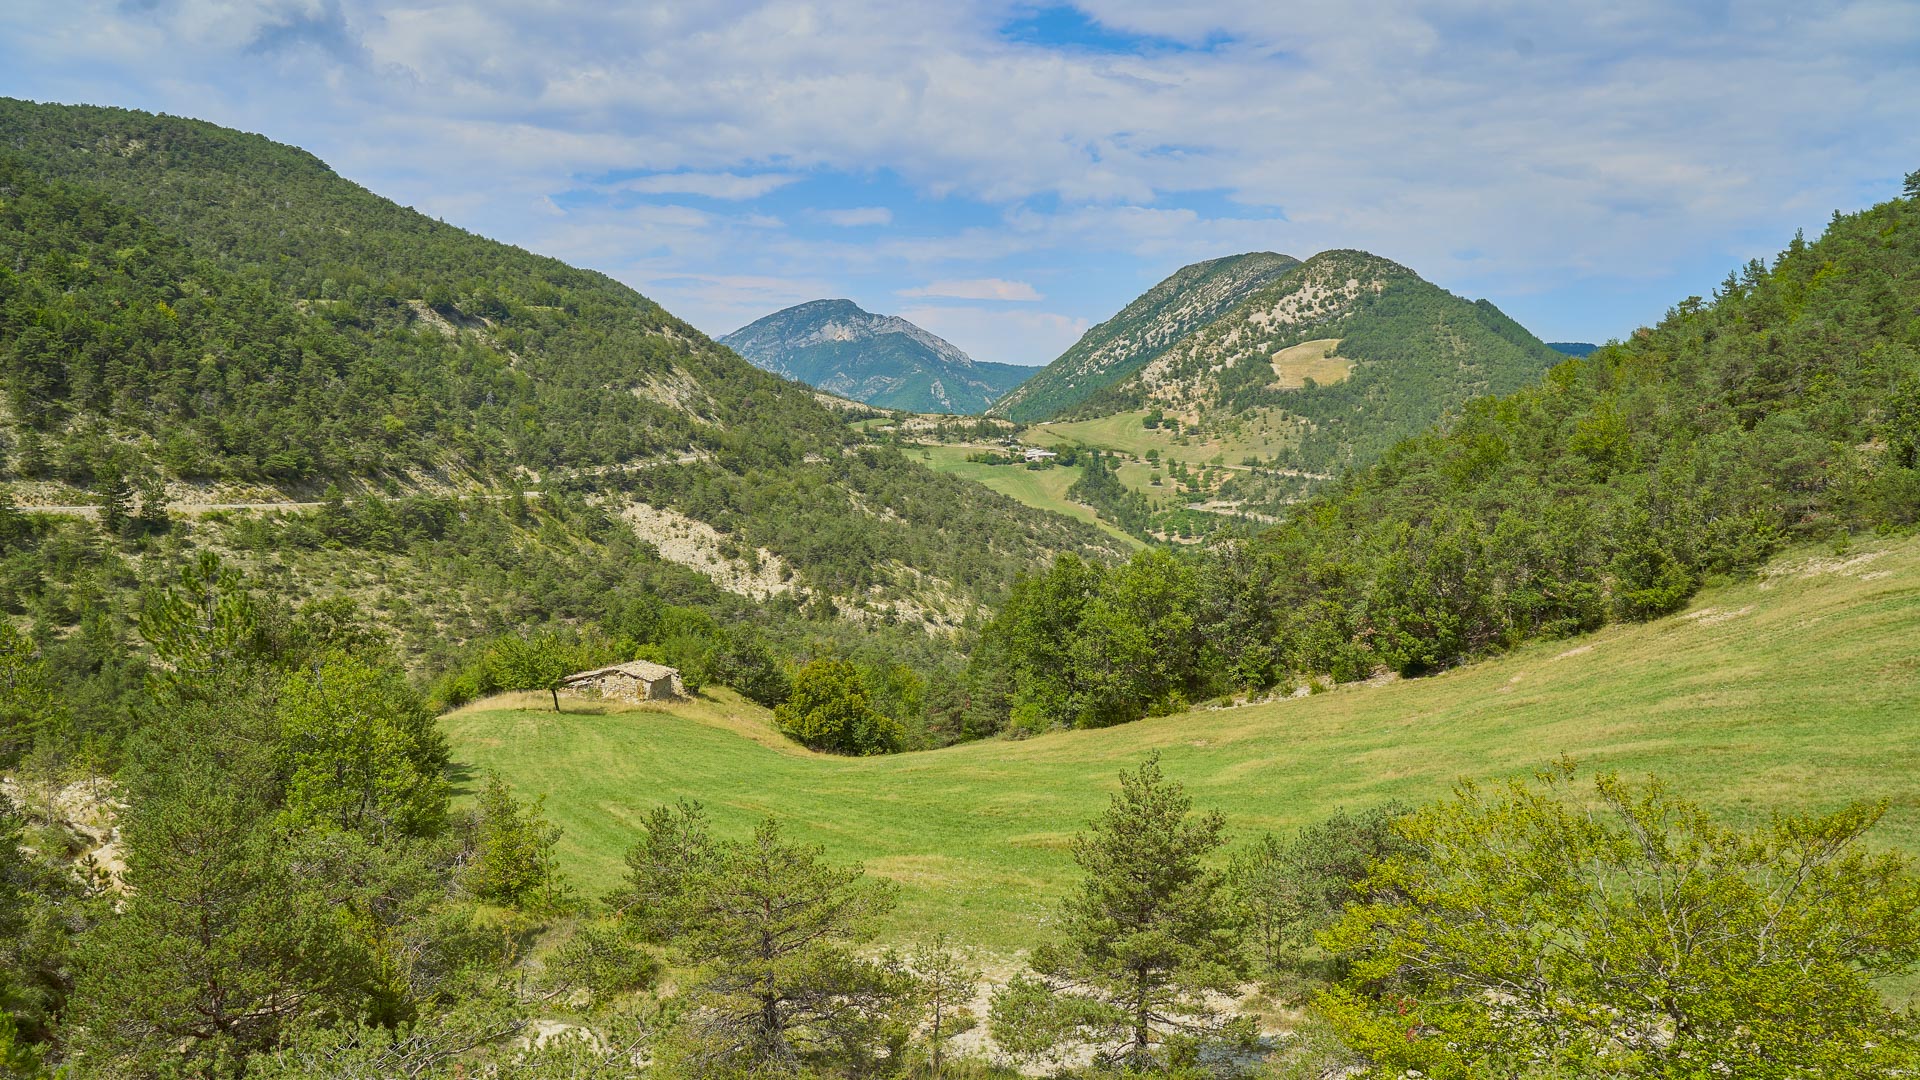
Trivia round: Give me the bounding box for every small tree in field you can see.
[1321,761,1920,1078]
[461,774,568,911]
[990,754,1248,1070]
[482,634,575,712]
[896,933,981,1076]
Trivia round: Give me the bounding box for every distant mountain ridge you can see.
[1549,342,1600,357]
[988,251,1302,422]
[721,299,1031,414]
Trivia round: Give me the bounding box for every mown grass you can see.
[444,535,1920,954]
[910,444,1142,547]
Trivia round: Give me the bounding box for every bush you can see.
[774,659,902,755]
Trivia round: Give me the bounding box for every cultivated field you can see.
[444,535,1920,953]
[1030,410,1300,474]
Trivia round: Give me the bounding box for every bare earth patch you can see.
[617,502,793,601]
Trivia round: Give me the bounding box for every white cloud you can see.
[818,206,894,226]
[610,172,804,199]
[4,0,1917,343]
[897,306,1090,367]
[898,277,1043,301]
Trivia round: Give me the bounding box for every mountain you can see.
[721,300,1032,414]
[1084,249,1566,475]
[967,175,1920,729]
[987,251,1301,422]
[0,99,1127,706]
[1549,341,1600,356]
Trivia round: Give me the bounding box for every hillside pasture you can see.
[1270,337,1354,388]
[443,535,1920,953]
[910,444,1142,547]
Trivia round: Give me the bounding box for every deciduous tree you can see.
[1322,762,1920,1078]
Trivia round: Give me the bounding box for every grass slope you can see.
[909,445,1143,548]
[445,534,1920,951]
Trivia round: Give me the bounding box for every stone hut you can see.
[559,660,685,704]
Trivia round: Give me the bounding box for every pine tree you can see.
[614,803,899,1074]
[991,754,1248,1069]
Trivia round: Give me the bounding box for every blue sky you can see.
[5,1,1918,365]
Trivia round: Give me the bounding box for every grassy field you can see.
[908,444,1143,547]
[1269,337,1354,389]
[444,535,1920,953]
[1030,410,1302,475]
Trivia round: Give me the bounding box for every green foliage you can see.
[1226,805,1412,982]
[892,933,983,1075]
[975,181,1920,730]
[460,773,569,911]
[992,755,1248,1069]
[482,632,591,711]
[774,657,903,755]
[277,653,451,839]
[0,624,60,766]
[969,550,1204,733]
[67,688,361,1073]
[614,802,901,1075]
[0,789,80,1050]
[1066,450,1154,538]
[137,549,264,696]
[1322,763,1920,1078]
[542,920,660,1004]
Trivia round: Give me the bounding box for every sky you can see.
[4,2,1918,366]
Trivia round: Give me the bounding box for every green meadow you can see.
[444,535,1920,953]
[908,443,1143,546]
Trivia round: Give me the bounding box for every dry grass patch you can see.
[1270,337,1354,388]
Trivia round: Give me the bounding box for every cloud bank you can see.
[3,0,1916,362]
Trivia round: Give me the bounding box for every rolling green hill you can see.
[982,249,1564,528]
[954,178,1920,742]
[720,299,1032,414]
[988,251,1301,423]
[0,99,1128,757]
[0,100,1126,600]
[444,532,1920,951]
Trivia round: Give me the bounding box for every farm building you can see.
[559,660,685,703]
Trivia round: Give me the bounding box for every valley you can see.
[2,90,1917,1079]
[444,533,1920,949]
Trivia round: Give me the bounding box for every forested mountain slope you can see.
[965,184,1920,733]
[720,299,1031,413]
[988,251,1300,422]
[1077,249,1565,476]
[0,100,1123,621]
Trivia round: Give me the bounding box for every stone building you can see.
[558,660,685,703]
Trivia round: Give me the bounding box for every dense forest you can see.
[964,182,1920,733]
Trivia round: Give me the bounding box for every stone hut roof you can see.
[560,660,681,685]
